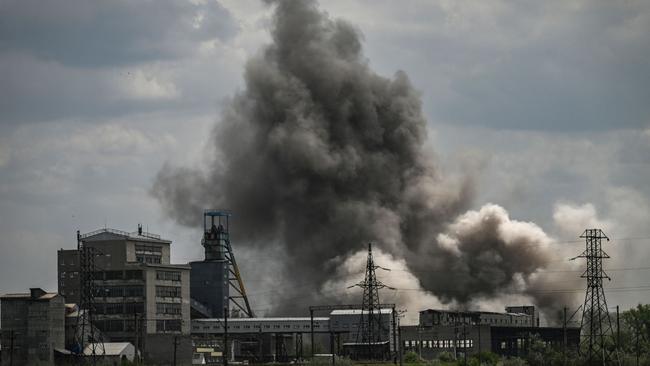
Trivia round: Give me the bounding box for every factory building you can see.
[190,309,397,363]
[0,288,65,366]
[401,306,580,359]
[57,226,192,364]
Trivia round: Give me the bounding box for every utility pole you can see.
[476,319,481,366]
[463,322,467,366]
[9,329,15,366]
[173,335,179,366]
[563,307,567,366]
[224,306,229,366]
[133,310,140,363]
[616,305,620,352]
[310,309,314,360]
[397,312,403,366]
[636,318,641,366]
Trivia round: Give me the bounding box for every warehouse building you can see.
[0,288,65,366]
[57,226,192,364]
[191,308,397,363]
[401,306,580,359]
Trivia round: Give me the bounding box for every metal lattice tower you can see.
[350,243,393,359]
[74,230,105,364]
[575,229,619,366]
[203,210,255,318]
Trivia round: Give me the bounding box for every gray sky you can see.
[1,0,649,322]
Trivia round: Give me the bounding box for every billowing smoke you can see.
[153,0,577,320]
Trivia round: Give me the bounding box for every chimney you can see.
[30,288,46,299]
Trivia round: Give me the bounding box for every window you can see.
[156,303,182,315]
[156,270,181,282]
[125,302,144,314]
[106,303,123,315]
[156,286,181,298]
[125,270,143,280]
[136,244,162,264]
[105,271,123,280]
[97,286,143,298]
[105,320,124,332]
[156,319,181,332]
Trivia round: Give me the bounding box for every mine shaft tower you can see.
[202,210,254,318]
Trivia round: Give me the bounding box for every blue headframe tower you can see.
[190,210,254,318]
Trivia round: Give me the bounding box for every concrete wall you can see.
[144,334,192,366]
[0,293,65,366]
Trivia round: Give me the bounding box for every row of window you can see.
[92,270,143,281]
[96,286,144,298]
[135,244,163,254]
[60,270,143,281]
[137,255,162,264]
[404,339,474,349]
[157,319,182,332]
[96,319,139,332]
[95,318,183,333]
[156,270,181,282]
[156,285,181,298]
[198,323,323,331]
[156,303,182,315]
[94,302,144,315]
[60,271,79,279]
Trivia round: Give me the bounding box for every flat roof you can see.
[81,228,171,244]
[84,342,133,356]
[330,309,393,315]
[1,292,59,300]
[421,309,531,317]
[194,317,330,322]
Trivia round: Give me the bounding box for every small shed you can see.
[84,342,136,364]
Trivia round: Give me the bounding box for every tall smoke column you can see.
[153,0,578,317]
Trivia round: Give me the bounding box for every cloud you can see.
[0,0,245,125]
[0,0,238,67]
[322,248,446,324]
[553,202,611,237]
[321,0,650,131]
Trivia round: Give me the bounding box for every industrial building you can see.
[401,306,580,359]
[190,308,397,363]
[0,288,65,366]
[57,225,192,364]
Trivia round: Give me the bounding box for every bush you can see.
[404,351,421,363]
[501,357,528,366]
[437,351,455,363]
[471,351,499,366]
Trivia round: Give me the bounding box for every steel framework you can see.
[203,210,255,318]
[575,229,619,366]
[349,243,394,359]
[74,230,105,364]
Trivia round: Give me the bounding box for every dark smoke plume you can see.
[153,0,577,319]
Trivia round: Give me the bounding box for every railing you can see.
[80,227,161,240]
